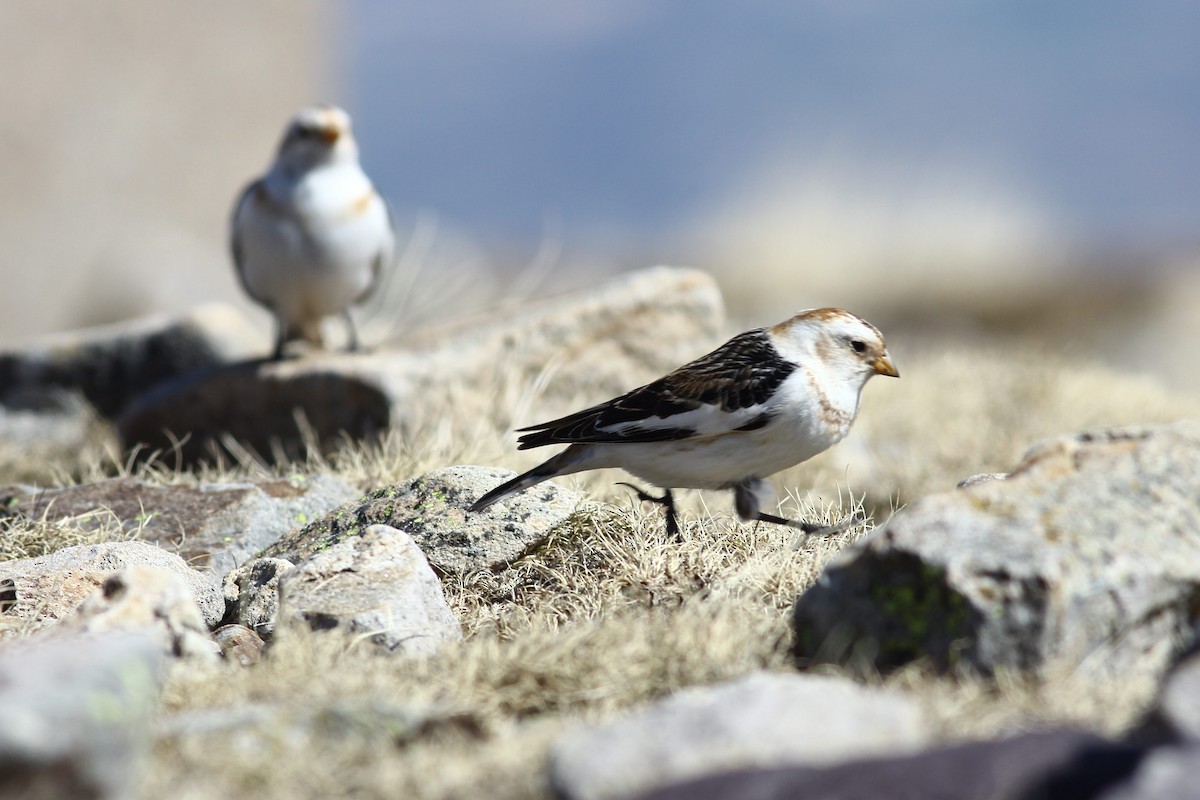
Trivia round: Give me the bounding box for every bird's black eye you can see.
[850,339,867,354]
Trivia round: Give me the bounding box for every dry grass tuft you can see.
[0,504,141,563]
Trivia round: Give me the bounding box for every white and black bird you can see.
[470,308,898,536]
[231,105,394,359]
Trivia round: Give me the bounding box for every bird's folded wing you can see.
[516,328,797,448]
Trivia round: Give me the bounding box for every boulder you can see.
[0,540,223,631]
[793,422,1200,680]
[118,266,725,464]
[0,631,163,800]
[276,524,462,655]
[549,671,928,800]
[263,465,581,575]
[0,474,358,580]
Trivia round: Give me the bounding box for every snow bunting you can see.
[470,307,898,536]
[231,105,395,359]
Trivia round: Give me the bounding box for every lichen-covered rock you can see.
[550,672,928,800]
[276,524,462,654]
[264,465,582,575]
[794,422,1200,680]
[0,540,223,631]
[0,474,357,580]
[118,266,725,465]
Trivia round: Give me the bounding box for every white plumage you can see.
[471,307,898,535]
[231,105,394,359]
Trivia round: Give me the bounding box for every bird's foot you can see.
[615,482,681,541]
[753,507,867,546]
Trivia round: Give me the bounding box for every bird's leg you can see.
[343,309,361,353]
[616,482,681,540]
[753,509,864,536]
[733,480,863,536]
[271,316,288,361]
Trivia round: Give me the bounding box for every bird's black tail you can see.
[469,448,582,512]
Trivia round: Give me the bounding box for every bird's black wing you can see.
[516,328,797,449]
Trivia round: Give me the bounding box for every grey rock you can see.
[64,565,220,661]
[118,266,724,465]
[264,465,582,575]
[632,730,1145,800]
[0,474,358,580]
[222,557,295,636]
[213,623,265,666]
[276,524,462,654]
[1098,745,1200,800]
[0,302,260,418]
[549,671,928,800]
[0,540,223,631]
[0,631,163,800]
[794,422,1200,680]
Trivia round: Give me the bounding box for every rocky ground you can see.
[2,266,1200,799]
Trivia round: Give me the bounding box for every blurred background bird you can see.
[230,105,394,359]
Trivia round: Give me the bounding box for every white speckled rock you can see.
[65,565,219,662]
[0,540,223,632]
[276,524,462,655]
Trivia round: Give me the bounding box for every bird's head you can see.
[772,308,898,387]
[275,105,358,171]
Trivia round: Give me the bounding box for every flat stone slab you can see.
[550,671,928,800]
[0,474,358,580]
[631,730,1146,800]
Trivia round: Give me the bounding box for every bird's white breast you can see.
[236,163,391,321]
[583,366,861,490]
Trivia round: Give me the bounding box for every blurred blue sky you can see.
[343,1,1200,254]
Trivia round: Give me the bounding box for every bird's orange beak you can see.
[873,354,899,378]
[317,126,341,145]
